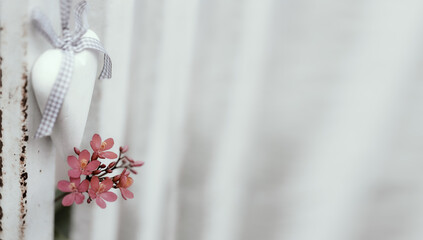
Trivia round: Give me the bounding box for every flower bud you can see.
[120,145,129,153]
[74,147,80,155]
[131,161,144,167]
[130,169,138,174]
[126,157,135,163]
[91,152,98,160]
[87,198,92,203]
[106,169,113,173]
[113,175,121,182]
[108,162,116,169]
[100,164,106,168]
[92,170,102,175]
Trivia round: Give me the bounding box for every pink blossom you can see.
[57,178,89,206]
[90,134,118,159]
[67,150,101,178]
[116,169,134,200]
[88,176,118,208]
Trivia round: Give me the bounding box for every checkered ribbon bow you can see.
[32,0,112,138]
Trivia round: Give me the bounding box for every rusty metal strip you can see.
[19,62,28,239]
[0,1,30,237]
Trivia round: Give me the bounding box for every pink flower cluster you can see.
[57,134,144,208]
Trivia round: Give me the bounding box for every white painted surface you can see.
[0,0,55,239]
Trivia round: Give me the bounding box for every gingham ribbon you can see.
[32,0,112,138]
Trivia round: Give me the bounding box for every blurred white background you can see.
[72,0,423,239]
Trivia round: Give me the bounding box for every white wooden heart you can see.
[32,29,100,157]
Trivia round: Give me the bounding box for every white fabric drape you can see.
[20,0,423,239]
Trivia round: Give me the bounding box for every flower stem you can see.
[55,192,67,202]
[112,152,123,170]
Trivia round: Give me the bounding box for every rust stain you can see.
[18,16,29,239]
[0,57,2,89]
[19,62,28,239]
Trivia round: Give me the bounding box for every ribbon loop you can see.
[74,37,112,79]
[73,1,89,40]
[60,0,72,30]
[32,10,62,48]
[33,0,112,138]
